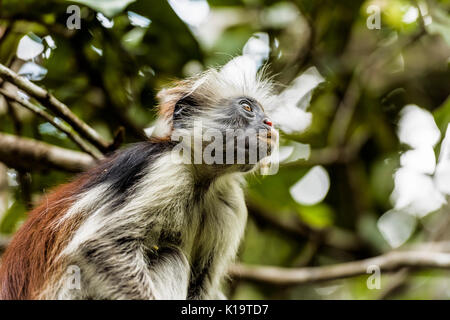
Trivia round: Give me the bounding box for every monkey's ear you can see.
[156,81,194,119]
[173,95,198,124]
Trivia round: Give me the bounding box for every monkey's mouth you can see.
[257,129,278,154]
[213,128,278,165]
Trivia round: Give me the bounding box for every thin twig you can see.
[0,21,13,46]
[3,87,34,210]
[0,88,103,160]
[0,63,110,153]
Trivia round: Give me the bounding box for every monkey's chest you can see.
[185,191,247,268]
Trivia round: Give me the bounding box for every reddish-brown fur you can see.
[157,80,191,119]
[0,81,187,300]
[0,177,88,300]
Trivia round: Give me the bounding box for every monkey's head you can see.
[154,56,278,173]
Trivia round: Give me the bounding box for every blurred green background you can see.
[0,0,449,299]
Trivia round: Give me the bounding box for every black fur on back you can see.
[79,140,176,209]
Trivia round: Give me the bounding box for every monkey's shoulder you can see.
[76,140,174,197]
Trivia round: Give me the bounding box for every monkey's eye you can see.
[240,101,253,112]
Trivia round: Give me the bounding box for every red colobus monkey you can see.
[0,57,277,299]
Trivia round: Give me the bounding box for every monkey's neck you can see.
[188,162,253,183]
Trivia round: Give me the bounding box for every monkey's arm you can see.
[188,268,228,300]
[146,246,191,299]
[73,239,190,300]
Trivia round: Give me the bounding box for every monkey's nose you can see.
[263,118,273,127]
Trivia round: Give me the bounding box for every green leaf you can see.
[433,96,450,133]
[122,27,146,49]
[0,201,27,234]
[295,203,334,228]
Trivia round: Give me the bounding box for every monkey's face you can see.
[171,94,277,170]
[219,95,276,161]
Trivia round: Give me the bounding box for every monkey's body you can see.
[0,140,247,299]
[0,56,276,300]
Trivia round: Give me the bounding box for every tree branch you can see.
[229,250,450,286]
[0,132,95,172]
[0,88,103,160]
[0,63,111,152]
